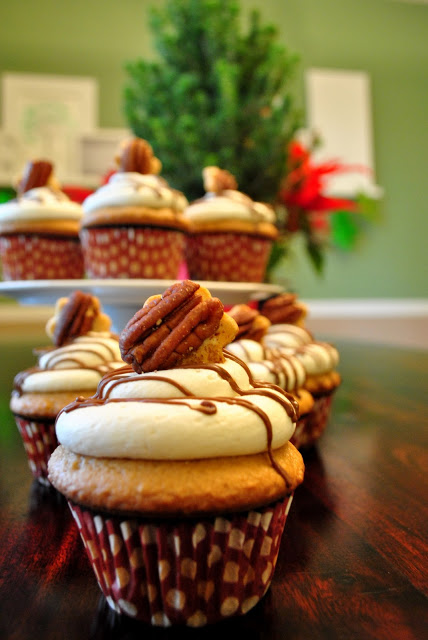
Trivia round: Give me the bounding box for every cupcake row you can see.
[10,279,340,627]
[0,137,277,283]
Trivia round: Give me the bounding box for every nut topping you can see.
[259,293,307,326]
[203,166,238,193]
[120,280,237,373]
[17,160,54,195]
[46,291,111,346]
[228,304,271,342]
[115,137,162,175]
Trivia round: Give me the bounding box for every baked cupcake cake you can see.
[0,160,84,280]
[226,304,314,450]
[263,300,341,448]
[10,291,123,483]
[184,167,278,282]
[48,280,304,627]
[80,137,189,279]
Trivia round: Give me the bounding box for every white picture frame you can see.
[2,72,98,180]
[305,68,381,198]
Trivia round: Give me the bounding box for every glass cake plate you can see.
[0,279,283,332]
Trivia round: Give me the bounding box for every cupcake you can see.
[184,167,278,282]
[226,304,314,450]
[263,312,341,448]
[10,291,124,483]
[80,137,189,279]
[258,293,308,327]
[48,280,304,627]
[0,160,84,280]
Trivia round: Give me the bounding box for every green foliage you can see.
[124,0,302,202]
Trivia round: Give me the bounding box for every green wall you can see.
[1,0,427,299]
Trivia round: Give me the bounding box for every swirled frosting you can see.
[83,172,188,213]
[225,339,306,392]
[184,190,275,225]
[14,332,123,394]
[292,342,340,376]
[264,324,314,349]
[55,353,298,461]
[0,187,82,223]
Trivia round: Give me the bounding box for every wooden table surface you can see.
[0,337,427,640]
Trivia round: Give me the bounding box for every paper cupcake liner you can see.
[13,414,58,484]
[185,233,272,282]
[0,234,84,280]
[68,494,293,627]
[292,392,335,449]
[80,227,184,279]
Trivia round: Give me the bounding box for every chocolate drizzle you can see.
[58,353,299,489]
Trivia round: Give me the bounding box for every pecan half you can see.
[228,304,270,342]
[120,280,225,373]
[115,137,161,175]
[259,293,307,325]
[203,166,238,193]
[53,291,102,346]
[17,160,53,195]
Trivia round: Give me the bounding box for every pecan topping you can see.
[203,166,238,193]
[50,291,104,346]
[115,137,161,175]
[228,304,271,342]
[259,293,307,326]
[17,160,53,195]
[120,280,226,373]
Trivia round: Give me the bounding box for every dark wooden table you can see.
[0,337,427,640]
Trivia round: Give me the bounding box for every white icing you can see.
[0,187,82,222]
[263,324,313,349]
[226,339,306,391]
[292,342,340,376]
[83,172,188,213]
[184,190,275,225]
[21,333,123,393]
[55,355,297,460]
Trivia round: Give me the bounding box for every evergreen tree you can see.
[124,0,302,203]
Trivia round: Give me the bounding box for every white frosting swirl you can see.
[184,190,275,225]
[83,172,188,213]
[19,333,123,393]
[226,339,306,392]
[55,354,297,460]
[264,324,313,349]
[0,187,82,222]
[292,343,340,376]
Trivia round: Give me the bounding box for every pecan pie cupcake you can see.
[263,308,341,448]
[0,160,84,280]
[226,304,314,450]
[10,291,123,483]
[48,280,304,627]
[184,167,278,282]
[80,137,189,279]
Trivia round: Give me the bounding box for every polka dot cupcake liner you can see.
[0,234,84,280]
[292,393,335,449]
[68,494,293,627]
[185,233,273,283]
[80,227,185,279]
[13,414,58,485]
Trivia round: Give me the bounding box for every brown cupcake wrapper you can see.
[185,233,272,282]
[291,392,335,449]
[13,415,58,484]
[68,494,293,627]
[0,234,84,280]
[80,226,184,279]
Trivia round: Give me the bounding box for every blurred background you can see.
[0,0,427,346]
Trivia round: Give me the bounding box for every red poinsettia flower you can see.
[279,141,363,214]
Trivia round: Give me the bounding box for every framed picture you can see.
[2,72,98,180]
[305,68,381,197]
